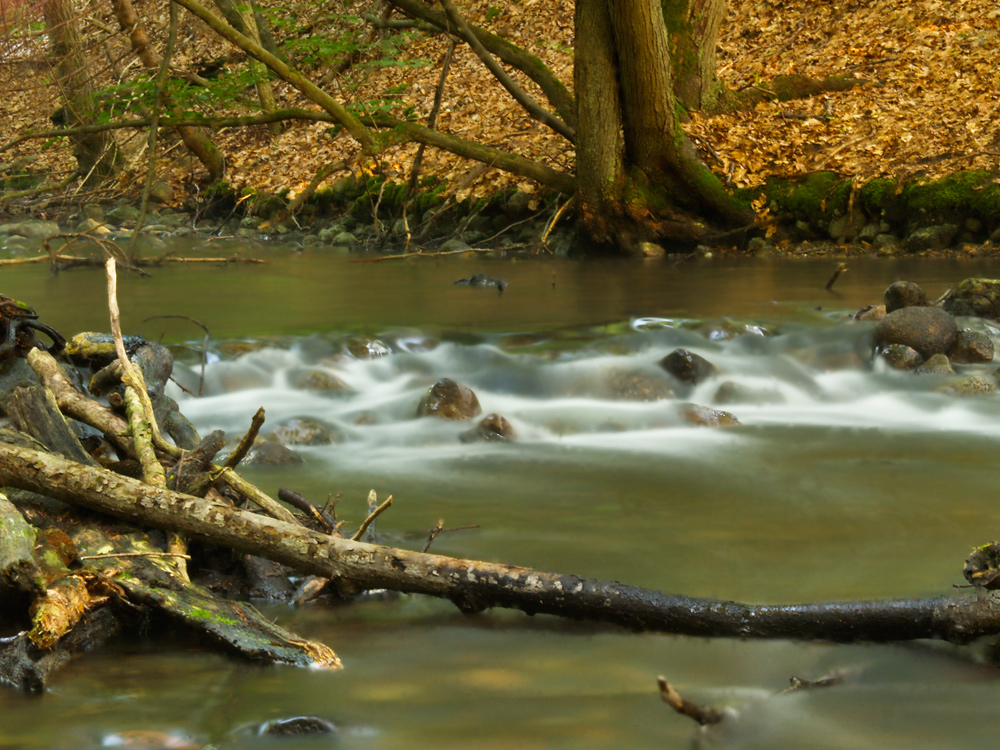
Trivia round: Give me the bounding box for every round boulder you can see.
[417,378,482,420]
[915,353,954,376]
[883,281,929,313]
[874,307,958,360]
[658,348,718,385]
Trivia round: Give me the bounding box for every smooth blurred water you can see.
[2,244,1000,749]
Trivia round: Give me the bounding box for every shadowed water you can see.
[2,247,1000,749]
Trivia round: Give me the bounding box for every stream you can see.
[2,247,1000,749]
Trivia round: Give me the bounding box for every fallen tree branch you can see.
[0,441,997,644]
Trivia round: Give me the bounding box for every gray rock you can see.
[106,205,141,226]
[505,190,532,215]
[915,353,953,376]
[875,306,958,359]
[879,344,923,370]
[828,212,867,241]
[949,329,994,363]
[873,233,901,250]
[884,281,929,313]
[440,238,471,252]
[331,231,357,248]
[659,348,718,385]
[0,220,59,239]
[857,222,880,243]
[942,278,1000,318]
[245,437,305,466]
[417,378,482,420]
[905,224,959,253]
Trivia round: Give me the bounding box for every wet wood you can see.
[7,385,97,466]
[1,441,998,644]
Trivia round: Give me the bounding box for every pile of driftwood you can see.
[4,261,1000,699]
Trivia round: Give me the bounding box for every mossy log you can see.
[1,441,999,644]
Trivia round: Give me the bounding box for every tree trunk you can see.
[662,0,726,111]
[41,0,120,180]
[110,0,226,181]
[574,0,753,253]
[214,0,282,136]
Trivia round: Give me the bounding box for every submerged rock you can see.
[460,413,516,443]
[942,278,1000,318]
[603,369,675,401]
[883,281,929,313]
[454,273,506,292]
[874,306,958,359]
[678,403,741,428]
[658,348,717,385]
[288,367,350,393]
[713,380,786,405]
[942,375,997,396]
[270,417,341,446]
[417,378,482,420]
[949,329,994,363]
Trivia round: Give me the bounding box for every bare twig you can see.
[657,676,725,726]
[223,406,265,469]
[351,493,393,542]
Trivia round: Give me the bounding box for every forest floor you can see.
[0,0,998,217]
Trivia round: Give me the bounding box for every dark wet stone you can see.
[271,417,340,446]
[678,403,741,428]
[878,344,923,370]
[915,353,954,376]
[243,554,295,600]
[949,329,994,363]
[345,336,390,359]
[454,273,506,292]
[460,413,516,443]
[713,380,786,405]
[874,306,958,359]
[260,716,338,737]
[417,378,482,420]
[658,348,717,385]
[942,278,1000,318]
[288,367,350,393]
[905,224,958,253]
[604,370,674,401]
[942,375,997,396]
[244,437,305,466]
[883,281,929,313]
[854,304,886,322]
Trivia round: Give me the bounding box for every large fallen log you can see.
[1,441,997,644]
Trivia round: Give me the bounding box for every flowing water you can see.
[2,246,1000,749]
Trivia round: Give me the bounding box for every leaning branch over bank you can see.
[0,441,996,644]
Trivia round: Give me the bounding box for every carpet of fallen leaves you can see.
[1,0,998,209]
